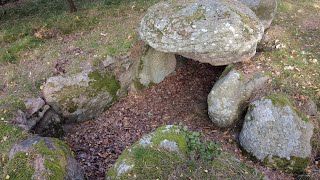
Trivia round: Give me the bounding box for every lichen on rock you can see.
[139,0,264,65]
[239,95,314,173]
[237,0,277,30]
[43,69,120,122]
[107,125,266,179]
[207,66,270,128]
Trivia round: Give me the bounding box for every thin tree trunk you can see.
[67,0,77,13]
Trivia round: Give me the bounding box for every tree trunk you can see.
[67,0,77,13]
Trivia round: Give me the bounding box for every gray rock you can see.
[7,136,84,180]
[42,70,118,122]
[208,68,269,128]
[24,97,46,116]
[239,96,313,173]
[301,99,318,116]
[138,47,176,87]
[139,0,264,66]
[237,0,277,30]
[102,55,116,67]
[107,125,187,178]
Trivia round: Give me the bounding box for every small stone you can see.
[24,97,46,116]
[102,56,116,67]
[301,99,318,116]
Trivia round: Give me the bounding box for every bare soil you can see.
[65,60,294,180]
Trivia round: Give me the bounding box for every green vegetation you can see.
[88,71,120,101]
[126,146,184,179]
[2,138,73,179]
[266,94,292,108]
[265,94,309,122]
[255,0,320,107]
[107,125,263,179]
[0,0,160,120]
[0,123,28,177]
[2,152,34,180]
[264,156,310,174]
[181,124,222,160]
[33,139,69,179]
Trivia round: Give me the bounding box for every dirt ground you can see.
[65,60,296,180]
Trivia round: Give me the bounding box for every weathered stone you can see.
[4,136,84,180]
[301,99,318,116]
[137,47,176,87]
[107,125,265,179]
[42,70,119,122]
[139,0,264,65]
[24,97,45,116]
[237,0,277,30]
[106,125,188,179]
[239,95,314,173]
[208,67,269,128]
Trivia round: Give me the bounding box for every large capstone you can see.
[139,0,264,66]
[239,95,314,173]
[237,0,277,30]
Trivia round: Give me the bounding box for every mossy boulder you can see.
[43,69,120,122]
[208,66,270,128]
[106,125,187,179]
[0,123,28,177]
[239,95,314,173]
[136,47,176,88]
[139,0,264,66]
[237,0,277,30]
[2,136,84,180]
[107,125,265,179]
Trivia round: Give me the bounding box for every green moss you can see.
[66,101,79,113]
[150,126,188,154]
[264,156,310,174]
[111,146,184,179]
[2,138,72,179]
[133,79,147,91]
[266,94,291,108]
[0,123,27,155]
[2,152,34,180]
[132,147,184,178]
[55,85,87,113]
[88,71,120,101]
[107,126,265,179]
[265,94,309,122]
[32,139,70,179]
[0,123,28,176]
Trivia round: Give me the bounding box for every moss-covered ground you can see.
[0,123,28,177]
